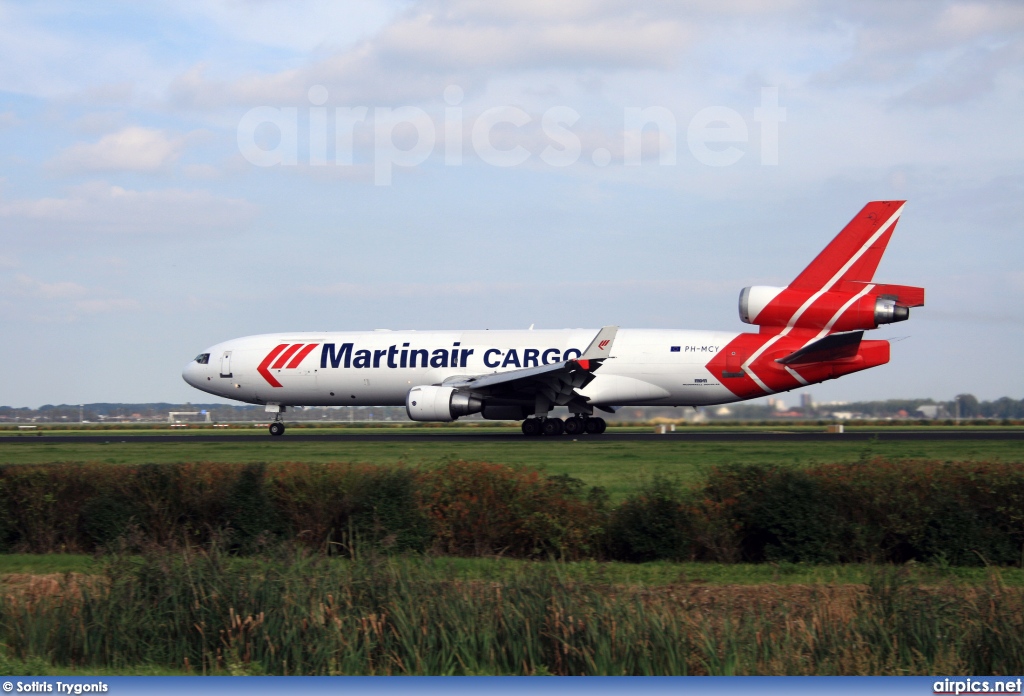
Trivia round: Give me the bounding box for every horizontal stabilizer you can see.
[842,282,925,308]
[777,331,863,365]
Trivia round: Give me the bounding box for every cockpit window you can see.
[195,353,210,364]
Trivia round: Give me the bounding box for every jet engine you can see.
[739,285,912,331]
[872,297,910,324]
[738,286,785,324]
[406,385,482,422]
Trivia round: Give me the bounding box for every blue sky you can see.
[1,0,1022,407]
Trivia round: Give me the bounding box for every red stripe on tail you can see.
[789,200,904,291]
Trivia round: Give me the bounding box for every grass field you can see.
[2,553,1023,586]
[2,432,1021,499]
[2,430,1022,675]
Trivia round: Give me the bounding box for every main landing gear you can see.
[521,416,606,436]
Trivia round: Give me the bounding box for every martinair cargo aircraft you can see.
[183,201,924,437]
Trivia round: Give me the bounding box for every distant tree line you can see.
[2,394,1023,423]
[0,403,409,423]
[813,395,1024,420]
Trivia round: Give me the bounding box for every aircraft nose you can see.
[182,361,200,387]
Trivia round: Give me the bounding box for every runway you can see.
[3,430,1023,444]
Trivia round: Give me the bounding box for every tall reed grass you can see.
[2,546,1021,675]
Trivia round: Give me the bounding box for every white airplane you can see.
[183,201,924,436]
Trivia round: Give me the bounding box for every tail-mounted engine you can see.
[739,283,923,332]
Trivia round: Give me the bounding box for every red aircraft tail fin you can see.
[789,201,905,292]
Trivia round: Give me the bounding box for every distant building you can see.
[800,393,815,413]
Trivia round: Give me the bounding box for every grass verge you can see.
[2,438,1021,500]
[4,554,1022,587]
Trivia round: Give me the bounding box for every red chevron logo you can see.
[258,343,319,387]
[598,339,610,351]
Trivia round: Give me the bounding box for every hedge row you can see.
[0,461,602,559]
[615,461,1024,566]
[0,460,1022,565]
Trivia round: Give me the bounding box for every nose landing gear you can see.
[268,407,286,437]
[265,404,287,437]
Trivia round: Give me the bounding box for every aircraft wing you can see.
[443,326,618,409]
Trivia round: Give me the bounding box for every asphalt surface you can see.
[3,430,1024,444]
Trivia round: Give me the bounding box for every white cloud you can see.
[169,2,693,108]
[8,273,140,312]
[0,6,166,99]
[50,127,189,174]
[14,274,86,300]
[371,8,689,71]
[72,111,128,136]
[895,42,1024,106]
[305,277,735,299]
[931,1,1024,43]
[811,0,1024,103]
[72,298,141,313]
[182,163,222,179]
[0,111,19,128]
[0,181,257,235]
[160,0,399,53]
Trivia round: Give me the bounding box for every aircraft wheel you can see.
[542,418,565,436]
[269,422,285,437]
[595,417,607,434]
[521,418,542,436]
[563,416,584,435]
[584,418,602,435]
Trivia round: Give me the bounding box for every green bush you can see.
[223,464,284,551]
[815,460,1024,566]
[265,462,428,555]
[698,461,1024,565]
[350,466,430,554]
[607,474,693,561]
[702,465,847,563]
[79,493,143,547]
[416,461,604,559]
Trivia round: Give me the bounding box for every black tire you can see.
[584,418,602,435]
[595,417,607,434]
[542,418,565,436]
[521,419,542,436]
[269,422,285,437]
[563,416,584,435]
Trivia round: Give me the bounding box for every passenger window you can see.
[195,353,210,364]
